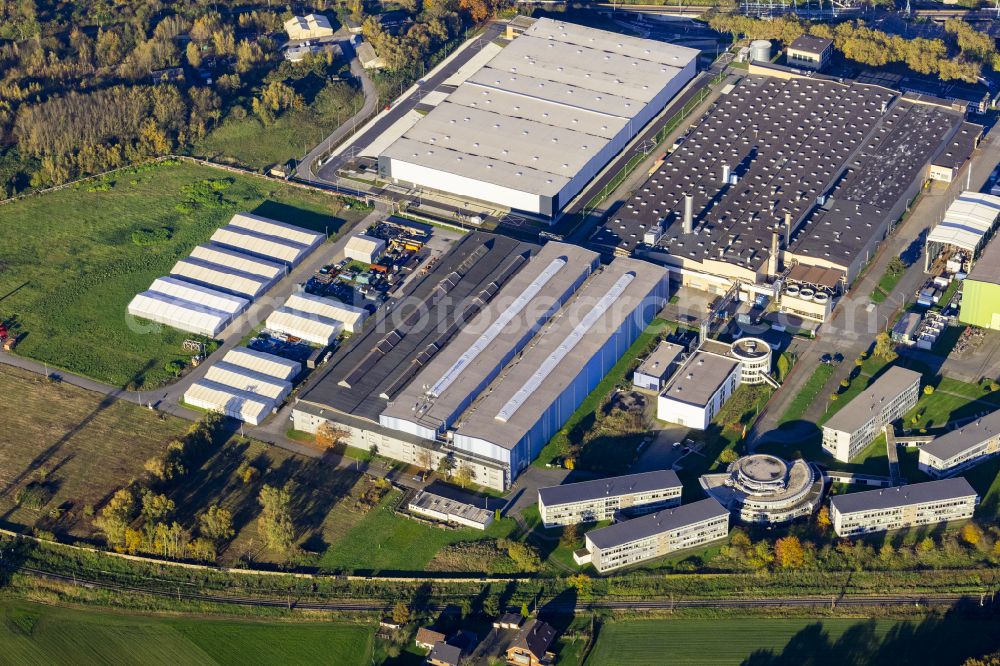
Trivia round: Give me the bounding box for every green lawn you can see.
[0,600,374,665]
[317,489,517,574]
[0,160,362,388]
[194,82,362,171]
[584,617,998,666]
[778,363,835,425]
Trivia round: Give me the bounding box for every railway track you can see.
[16,566,986,613]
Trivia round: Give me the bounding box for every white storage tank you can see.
[750,40,772,63]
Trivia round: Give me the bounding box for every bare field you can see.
[0,365,188,536]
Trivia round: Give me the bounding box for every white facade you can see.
[203,362,293,402]
[378,18,699,218]
[657,351,741,430]
[284,14,334,41]
[126,277,249,337]
[830,478,979,537]
[265,307,344,346]
[344,234,387,264]
[222,346,301,381]
[183,380,275,425]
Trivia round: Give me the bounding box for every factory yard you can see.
[0,160,366,388]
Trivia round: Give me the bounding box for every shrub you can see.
[131,226,172,246]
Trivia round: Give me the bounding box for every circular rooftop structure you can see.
[730,337,772,385]
[699,453,825,524]
[735,454,788,492]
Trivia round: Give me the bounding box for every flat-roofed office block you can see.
[822,366,921,462]
[538,470,682,527]
[575,498,729,572]
[919,408,1000,478]
[829,477,978,537]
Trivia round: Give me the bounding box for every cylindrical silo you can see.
[750,40,772,63]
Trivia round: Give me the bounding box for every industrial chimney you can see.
[722,164,731,184]
[767,227,781,278]
[682,194,694,234]
[784,211,792,247]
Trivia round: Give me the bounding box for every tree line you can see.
[707,14,993,83]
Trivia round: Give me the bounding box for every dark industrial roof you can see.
[785,263,844,290]
[933,122,982,170]
[922,408,1000,462]
[788,34,833,55]
[830,477,977,514]
[297,232,537,421]
[538,470,681,507]
[510,619,556,659]
[586,498,728,550]
[591,76,961,276]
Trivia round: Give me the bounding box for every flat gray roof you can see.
[538,470,681,507]
[586,498,728,550]
[636,341,684,380]
[381,242,598,431]
[967,234,1000,286]
[297,233,537,421]
[830,477,977,515]
[380,17,698,199]
[660,350,739,408]
[453,256,668,450]
[409,490,493,525]
[788,34,833,55]
[823,366,921,434]
[933,122,982,169]
[921,408,1000,461]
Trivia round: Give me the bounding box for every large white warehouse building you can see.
[127,276,249,337]
[377,18,699,218]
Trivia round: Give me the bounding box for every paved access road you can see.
[305,22,506,186]
[751,128,1000,445]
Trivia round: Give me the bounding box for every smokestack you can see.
[784,212,792,247]
[768,227,781,278]
[722,164,731,184]
[683,194,693,234]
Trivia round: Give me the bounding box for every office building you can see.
[538,470,682,527]
[919,408,1000,478]
[829,477,978,537]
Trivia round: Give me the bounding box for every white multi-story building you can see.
[574,498,729,573]
[829,477,978,537]
[822,366,921,462]
[919,409,1000,478]
[538,470,682,528]
[700,454,825,524]
[657,349,741,430]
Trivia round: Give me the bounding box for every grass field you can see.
[0,600,374,665]
[584,617,999,666]
[317,488,518,574]
[0,365,189,537]
[0,160,363,388]
[778,363,835,425]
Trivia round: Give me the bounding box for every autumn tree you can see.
[140,490,175,523]
[315,421,348,449]
[453,462,475,488]
[816,505,831,531]
[568,573,593,597]
[199,504,235,543]
[873,332,898,362]
[774,536,806,569]
[95,487,137,549]
[504,540,541,571]
[960,522,984,547]
[257,483,295,555]
[392,601,410,625]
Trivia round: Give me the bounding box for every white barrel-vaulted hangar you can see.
[376,18,699,219]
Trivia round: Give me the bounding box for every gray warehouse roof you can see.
[636,341,684,380]
[380,17,698,200]
[921,408,1000,461]
[381,242,598,433]
[538,470,681,507]
[660,350,740,408]
[453,256,668,450]
[932,122,982,169]
[586,498,728,550]
[966,234,1000,286]
[830,477,977,515]
[823,366,921,434]
[296,232,537,421]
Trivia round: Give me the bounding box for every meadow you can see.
[0,600,373,665]
[583,616,1000,666]
[0,160,362,388]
